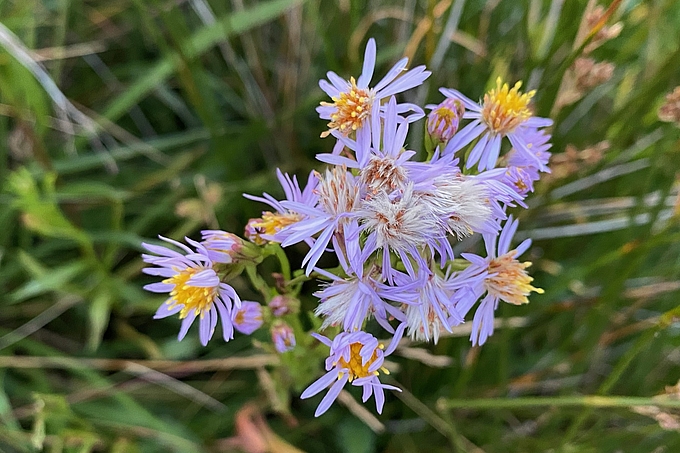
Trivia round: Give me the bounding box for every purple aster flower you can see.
[392,270,464,343]
[318,97,464,200]
[278,166,361,275]
[244,169,318,244]
[452,216,544,346]
[300,325,405,417]
[233,301,263,335]
[142,236,241,346]
[314,258,413,333]
[317,96,422,194]
[502,127,552,196]
[318,38,430,141]
[357,183,443,279]
[271,322,296,353]
[441,78,553,171]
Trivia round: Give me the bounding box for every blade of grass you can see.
[102,0,306,124]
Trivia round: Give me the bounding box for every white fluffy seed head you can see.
[360,155,408,195]
[314,278,360,330]
[316,166,361,216]
[405,303,444,343]
[422,175,493,239]
[358,184,439,252]
[404,273,456,344]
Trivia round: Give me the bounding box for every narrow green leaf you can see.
[9,260,89,303]
[87,291,112,352]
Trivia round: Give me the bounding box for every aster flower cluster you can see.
[140,38,552,417]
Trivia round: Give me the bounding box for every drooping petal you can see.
[385,322,407,356]
[373,383,386,414]
[314,375,348,417]
[154,301,182,319]
[301,370,338,400]
[178,311,197,341]
[214,299,234,342]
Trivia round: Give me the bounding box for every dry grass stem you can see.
[0,354,279,373]
[336,390,385,434]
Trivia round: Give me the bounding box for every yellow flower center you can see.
[320,77,373,138]
[163,267,217,319]
[432,106,456,125]
[485,251,544,305]
[249,212,302,245]
[481,77,535,135]
[337,342,388,382]
[514,179,528,192]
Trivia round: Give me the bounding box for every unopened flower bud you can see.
[268,295,299,317]
[426,97,465,148]
[271,322,296,353]
[201,230,262,264]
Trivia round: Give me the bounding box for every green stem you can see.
[562,328,657,443]
[388,378,467,452]
[285,273,313,289]
[437,394,680,410]
[272,243,291,282]
[245,265,271,301]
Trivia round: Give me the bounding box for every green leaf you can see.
[0,372,19,430]
[9,259,89,303]
[102,0,306,123]
[87,290,112,352]
[55,182,129,203]
[5,168,89,245]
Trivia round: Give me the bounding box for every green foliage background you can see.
[1,0,679,451]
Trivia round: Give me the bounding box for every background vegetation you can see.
[1,0,680,451]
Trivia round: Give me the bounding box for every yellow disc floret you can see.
[481,77,535,135]
[163,267,218,319]
[320,77,373,138]
[248,212,302,245]
[337,342,389,382]
[485,251,544,305]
